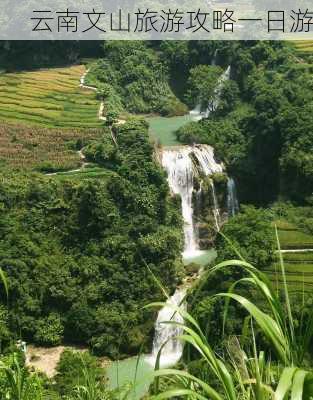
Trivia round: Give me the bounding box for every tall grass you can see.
[147,228,313,399]
[0,354,43,400]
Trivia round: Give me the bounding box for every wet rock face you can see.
[193,174,229,248]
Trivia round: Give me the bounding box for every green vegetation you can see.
[277,230,313,249]
[175,41,313,205]
[0,65,101,128]
[0,39,313,399]
[149,253,313,399]
[0,119,183,358]
[0,122,103,171]
[215,206,276,269]
[292,40,313,59]
[190,205,313,350]
[86,41,188,117]
[185,65,223,111]
[0,41,103,70]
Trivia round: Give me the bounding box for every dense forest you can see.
[0,119,183,358]
[0,39,313,399]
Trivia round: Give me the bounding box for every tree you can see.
[105,110,119,126]
[34,313,64,346]
[216,205,276,269]
[185,65,223,111]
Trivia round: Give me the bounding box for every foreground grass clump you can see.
[0,122,103,171]
[0,65,101,128]
[147,230,313,400]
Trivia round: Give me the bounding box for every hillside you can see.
[0,65,101,128]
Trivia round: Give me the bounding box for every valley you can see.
[0,40,313,399]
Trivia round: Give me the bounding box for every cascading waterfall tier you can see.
[162,147,197,257]
[147,67,232,371]
[227,177,239,217]
[146,289,186,368]
[146,145,223,368]
[162,145,223,259]
[210,180,221,231]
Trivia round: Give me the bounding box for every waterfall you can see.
[227,177,239,217]
[211,49,218,66]
[146,289,186,368]
[190,66,231,120]
[162,148,198,258]
[189,103,203,121]
[192,146,223,176]
[210,180,221,231]
[147,69,228,370]
[145,145,222,368]
[196,181,203,213]
[162,145,223,259]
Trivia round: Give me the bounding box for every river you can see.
[107,67,236,398]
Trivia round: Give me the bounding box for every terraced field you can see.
[277,229,313,250]
[0,122,103,171]
[266,223,313,294]
[0,65,101,128]
[267,255,313,294]
[293,40,313,56]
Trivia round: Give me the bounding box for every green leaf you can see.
[291,370,310,400]
[275,367,298,400]
[216,293,289,363]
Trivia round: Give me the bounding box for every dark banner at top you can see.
[1,0,313,40]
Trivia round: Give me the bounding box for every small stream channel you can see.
[107,68,235,398]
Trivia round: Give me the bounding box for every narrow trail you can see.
[47,66,124,176]
[79,68,126,126]
[46,150,90,176]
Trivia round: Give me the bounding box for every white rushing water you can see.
[146,289,186,368]
[146,145,222,368]
[227,177,239,217]
[162,148,198,258]
[162,145,223,259]
[147,68,230,370]
[210,181,221,231]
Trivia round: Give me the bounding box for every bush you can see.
[54,350,105,396]
[216,205,276,269]
[34,313,64,346]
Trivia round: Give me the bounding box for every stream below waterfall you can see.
[107,140,226,397]
[107,67,238,398]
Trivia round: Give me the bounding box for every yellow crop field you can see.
[0,65,101,128]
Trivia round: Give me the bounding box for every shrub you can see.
[34,313,64,346]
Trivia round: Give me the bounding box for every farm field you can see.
[293,40,313,55]
[266,222,313,293]
[291,40,313,67]
[266,257,313,294]
[0,122,103,171]
[277,229,313,249]
[0,65,102,128]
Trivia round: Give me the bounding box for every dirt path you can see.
[79,68,126,126]
[46,149,89,176]
[26,345,86,378]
